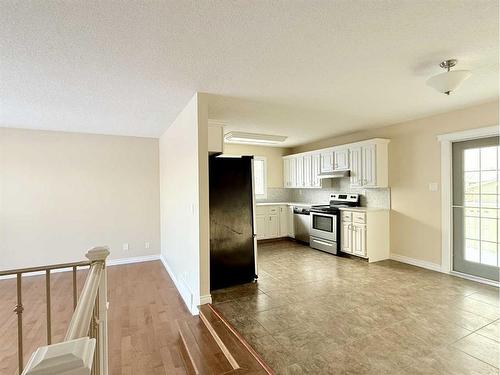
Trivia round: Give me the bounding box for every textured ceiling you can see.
[1,1,498,146]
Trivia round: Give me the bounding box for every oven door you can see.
[310,212,336,241]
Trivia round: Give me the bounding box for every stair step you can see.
[177,319,233,375]
[199,304,274,375]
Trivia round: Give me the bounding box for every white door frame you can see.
[437,125,499,285]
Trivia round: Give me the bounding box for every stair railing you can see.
[0,247,110,375]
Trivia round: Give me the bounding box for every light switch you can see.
[122,243,129,251]
[428,182,439,192]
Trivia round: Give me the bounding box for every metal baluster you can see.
[95,294,100,375]
[73,266,78,310]
[14,273,24,373]
[46,269,52,344]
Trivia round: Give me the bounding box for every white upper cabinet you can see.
[283,158,291,188]
[311,154,321,188]
[303,155,312,188]
[361,144,377,187]
[320,150,334,173]
[283,138,389,189]
[333,148,349,170]
[295,156,304,187]
[349,146,363,187]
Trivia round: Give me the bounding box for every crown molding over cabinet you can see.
[283,138,390,189]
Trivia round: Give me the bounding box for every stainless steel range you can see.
[309,193,360,254]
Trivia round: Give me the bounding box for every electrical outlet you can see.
[145,242,150,249]
[122,243,129,251]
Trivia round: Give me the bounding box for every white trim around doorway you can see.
[437,125,499,275]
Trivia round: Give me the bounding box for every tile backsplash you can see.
[256,188,292,203]
[257,178,391,209]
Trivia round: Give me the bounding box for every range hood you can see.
[317,170,350,179]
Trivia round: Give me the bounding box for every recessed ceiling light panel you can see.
[224,131,287,145]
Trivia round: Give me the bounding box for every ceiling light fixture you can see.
[426,59,471,95]
[224,131,287,145]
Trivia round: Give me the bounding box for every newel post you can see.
[86,246,110,375]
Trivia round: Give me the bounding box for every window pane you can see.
[464,172,480,193]
[464,194,479,207]
[481,194,497,208]
[481,208,498,219]
[465,239,480,262]
[481,146,497,171]
[464,149,480,171]
[465,208,480,217]
[481,171,497,194]
[254,160,264,195]
[481,241,497,266]
[465,216,480,239]
[481,218,497,243]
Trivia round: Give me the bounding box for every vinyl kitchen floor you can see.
[211,239,500,374]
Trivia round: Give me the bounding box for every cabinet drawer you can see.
[256,206,267,215]
[268,207,279,214]
[341,211,352,222]
[352,212,366,224]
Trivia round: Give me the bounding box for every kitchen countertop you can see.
[256,202,389,211]
[256,202,317,207]
[338,207,389,212]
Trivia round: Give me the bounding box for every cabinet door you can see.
[341,223,352,253]
[283,158,291,188]
[311,154,321,188]
[279,206,288,236]
[303,155,312,188]
[256,215,267,239]
[295,157,304,187]
[287,206,295,238]
[349,146,363,187]
[289,158,297,188]
[353,224,367,256]
[362,144,377,187]
[334,149,349,170]
[268,215,279,238]
[320,151,334,173]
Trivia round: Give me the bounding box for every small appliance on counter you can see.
[309,193,360,254]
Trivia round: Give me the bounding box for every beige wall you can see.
[159,93,210,314]
[0,128,160,269]
[223,144,290,188]
[292,101,499,265]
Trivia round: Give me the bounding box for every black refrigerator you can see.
[209,155,256,291]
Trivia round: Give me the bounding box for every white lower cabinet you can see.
[256,205,289,240]
[340,209,389,262]
[287,206,295,238]
[256,214,267,240]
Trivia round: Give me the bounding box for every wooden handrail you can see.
[17,247,110,375]
[65,261,104,340]
[0,260,91,277]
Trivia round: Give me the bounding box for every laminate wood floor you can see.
[0,261,195,375]
[212,239,500,375]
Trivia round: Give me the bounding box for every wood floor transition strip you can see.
[199,307,241,370]
[206,304,276,375]
[177,320,200,375]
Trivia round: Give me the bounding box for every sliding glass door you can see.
[452,136,499,281]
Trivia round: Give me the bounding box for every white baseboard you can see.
[200,294,213,305]
[0,254,161,280]
[390,253,442,272]
[159,255,199,316]
[450,271,500,288]
[107,254,160,266]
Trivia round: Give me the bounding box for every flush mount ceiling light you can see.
[426,59,471,95]
[224,131,287,145]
